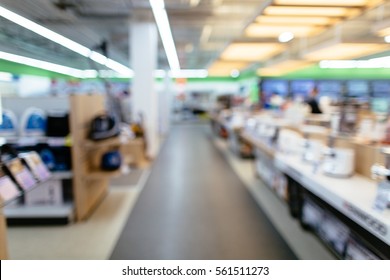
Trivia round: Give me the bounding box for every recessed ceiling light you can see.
[256,15,338,25]
[304,43,389,60]
[230,69,240,78]
[246,24,319,38]
[274,0,368,6]
[208,61,248,76]
[221,43,286,62]
[278,32,295,43]
[264,6,361,17]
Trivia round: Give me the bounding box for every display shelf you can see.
[274,152,390,246]
[86,165,130,180]
[51,171,73,180]
[0,136,69,147]
[240,131,275,159]
[83,135,130,149]
[4,203,74,225]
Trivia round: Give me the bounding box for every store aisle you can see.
[110,124,296,259]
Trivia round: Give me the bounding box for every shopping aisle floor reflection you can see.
[110,124,296,259]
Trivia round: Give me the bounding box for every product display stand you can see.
[69,94,126,221]
[0,210,8,259]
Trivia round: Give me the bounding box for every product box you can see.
[24,179,62,206]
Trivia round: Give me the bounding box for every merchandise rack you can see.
[241,129,390,259]
[69,94,129,221]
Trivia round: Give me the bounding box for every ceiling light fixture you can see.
[274,0,368,6]
[278,32,295,43]
[170,69,208,78]
[304,43,389,61]
[208,60,249,76]
[264,6,360,17]
[246,23,321,38]
[150,0,181,71]
[385,35,390,43]
[230,69,240,78]
[259,60,313,76]
[221,43,285,62]
[256,15,338,25]
[0,50,98,78]
[0,5,132,75]
[319,58,390,68]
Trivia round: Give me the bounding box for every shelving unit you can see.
[239,123,390,259]
[69,94,129,221]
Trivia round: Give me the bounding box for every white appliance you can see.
[278,129,303,155]
[302,139,325,164]
[322,147,355,178]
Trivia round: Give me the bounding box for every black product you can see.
[46,110,70,137]
[101,150,122,171]
[89,113,120,141]
[35,145,72,171]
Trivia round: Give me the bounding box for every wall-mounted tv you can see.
[372,80,390,98]
[317,81,342,100]
[290,80,315,99]
[346,80,369,99]
[261,80,289,99]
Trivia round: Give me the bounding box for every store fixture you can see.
[69,94,130,221]
[0,149,53,259]
[211,96,390,259]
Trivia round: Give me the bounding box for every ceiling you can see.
[1,0,390,77]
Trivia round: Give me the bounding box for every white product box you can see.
[24,179,63,206]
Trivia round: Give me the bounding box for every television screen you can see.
[317,81,342,100]
[291,80,315,99]
[371,98,390,113]
[262,80,289,99]
[372,81,390,98]
[346,80,369,98]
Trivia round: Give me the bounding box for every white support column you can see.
[159,72,173,136]
[130,22,159,158]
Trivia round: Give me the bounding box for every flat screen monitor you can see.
[291,80,315,99]
[317,81,342,100]
[371,98,390,114]
[261,80,289,99]
[346,80,369,99]
[372,81,390,98]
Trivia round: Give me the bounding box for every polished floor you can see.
[110,124,297,259]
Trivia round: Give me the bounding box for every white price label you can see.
[47,137,66,146]
[18,137,38,146]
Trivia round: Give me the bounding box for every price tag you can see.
[47,137,66,146]
[18,137,39,146]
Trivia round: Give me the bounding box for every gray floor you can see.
[110,124,296,260]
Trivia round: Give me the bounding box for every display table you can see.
[274,153,390,246]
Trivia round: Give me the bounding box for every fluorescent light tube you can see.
[0,51,92,78]
[0,5,132,76]
[170,69,208,78]
[150,0,180,71]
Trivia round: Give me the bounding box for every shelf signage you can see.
[343,202,387,237]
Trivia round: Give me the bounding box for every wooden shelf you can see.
[86,166,130,180]
[51,171,73,180]
[0,136,69,147]
[83,135,131,149]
